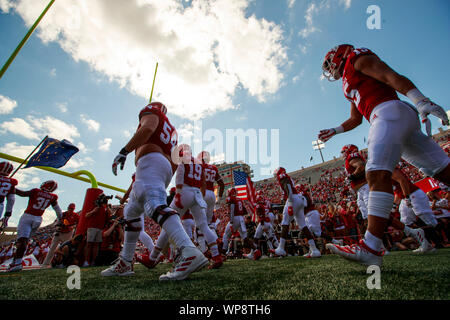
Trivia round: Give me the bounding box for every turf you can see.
[1,249,449,300]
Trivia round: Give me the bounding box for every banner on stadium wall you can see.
[0,254,41,272]
[414,177,440,193]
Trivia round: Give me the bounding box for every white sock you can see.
[308,239,317,250]
[209,243,219,257]
[139,231,155,252]
[279,238,286,250]
[364,230,382,252]
[162,215,195,249]
[121,230,140,262]
[403,225,412,236]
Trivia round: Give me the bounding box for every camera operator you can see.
[84,193,113,266]
[51,234,84,268]
[42,203,80,267]
[94,214,124,266]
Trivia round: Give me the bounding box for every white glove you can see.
[416,98,449,126]
[318,126,344,143]
[112,148,129,176]
[423,117,432,137]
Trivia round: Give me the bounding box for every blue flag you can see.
[24,137,79,169]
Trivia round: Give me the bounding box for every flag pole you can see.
[9,135,48,178]
[0,0,56,80]
[148,62,159,103]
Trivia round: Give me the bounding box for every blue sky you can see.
[0,0,449,226]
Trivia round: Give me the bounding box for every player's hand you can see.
[288,206,293,216]
[416,98,449,126]
[174,193,183,209]
[422,118,432,137]
[318,128,336,142]
[112,148,129,176]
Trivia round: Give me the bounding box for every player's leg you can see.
[328,102,416,266]
[271,204,293,256]
[221,222,232,253]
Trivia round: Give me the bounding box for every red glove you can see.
[174,193,183,209]
[288,206,293,216]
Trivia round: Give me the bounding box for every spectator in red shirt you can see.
[42,203,80,267]
[84,194,112,266]
[341,202,359,243]
[94,217,124,266]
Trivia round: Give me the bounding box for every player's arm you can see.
[4,193,15,218]
[51,200,63,221]
[216,173,225,198]
[354,54,448,125]
[112,114,160,175]
[14,189,33,197]
[318,102,362,142]
[348,158,366,181]
[173,164,185,208]
[391,169,412,197]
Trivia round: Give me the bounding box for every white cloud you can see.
[287,0,296,9]
[98,138,112,151]
[64,156,94,169]
[56,102,68,113]
[0,117,39,140]
[77,142,88,153]
[0,0,14,13]
[80,114,100,132]
[0,95,18,114]
[10,0,288,119]
[339,0,352,10]
[210,152,225,164]
[298,3,320,38]
[0,142,36,159]
[0,115,80,141]
[123,130,132,138]
[50,68,57,77]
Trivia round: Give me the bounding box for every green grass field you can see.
[1,249,449,300]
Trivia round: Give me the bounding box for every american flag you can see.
[233,170,257,221]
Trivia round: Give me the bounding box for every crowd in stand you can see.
[1,133,449,266]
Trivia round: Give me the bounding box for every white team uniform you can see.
[305,210,322,237]
[356,183,370,220]
[366,100,449,176]
[281,194,307,229]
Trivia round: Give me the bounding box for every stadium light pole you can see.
[312,140,325,163]
[0,0,56,80]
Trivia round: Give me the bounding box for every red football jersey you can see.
[181,158,204,188]
[0,176,17,202]
[138,105,178,159]
[25,188,58,217]
[203,163,220,191]
[276,172,298,201]
[227,196,245,216]
[59,210,80,233]
[345,152,367,189]
[342,48,399,121]
[255,204,269,223]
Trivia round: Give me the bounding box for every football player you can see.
[149,144,223,270]
[343,144,432,252]
[197,151,225,225]
[270,167,320,258]
[0,161,17,232]
[103,102,208,280]
[221,188,262,260]
[392,169,443,251]
[320,44,450,266]
[253,196,278,254]
[8,180,63,272]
